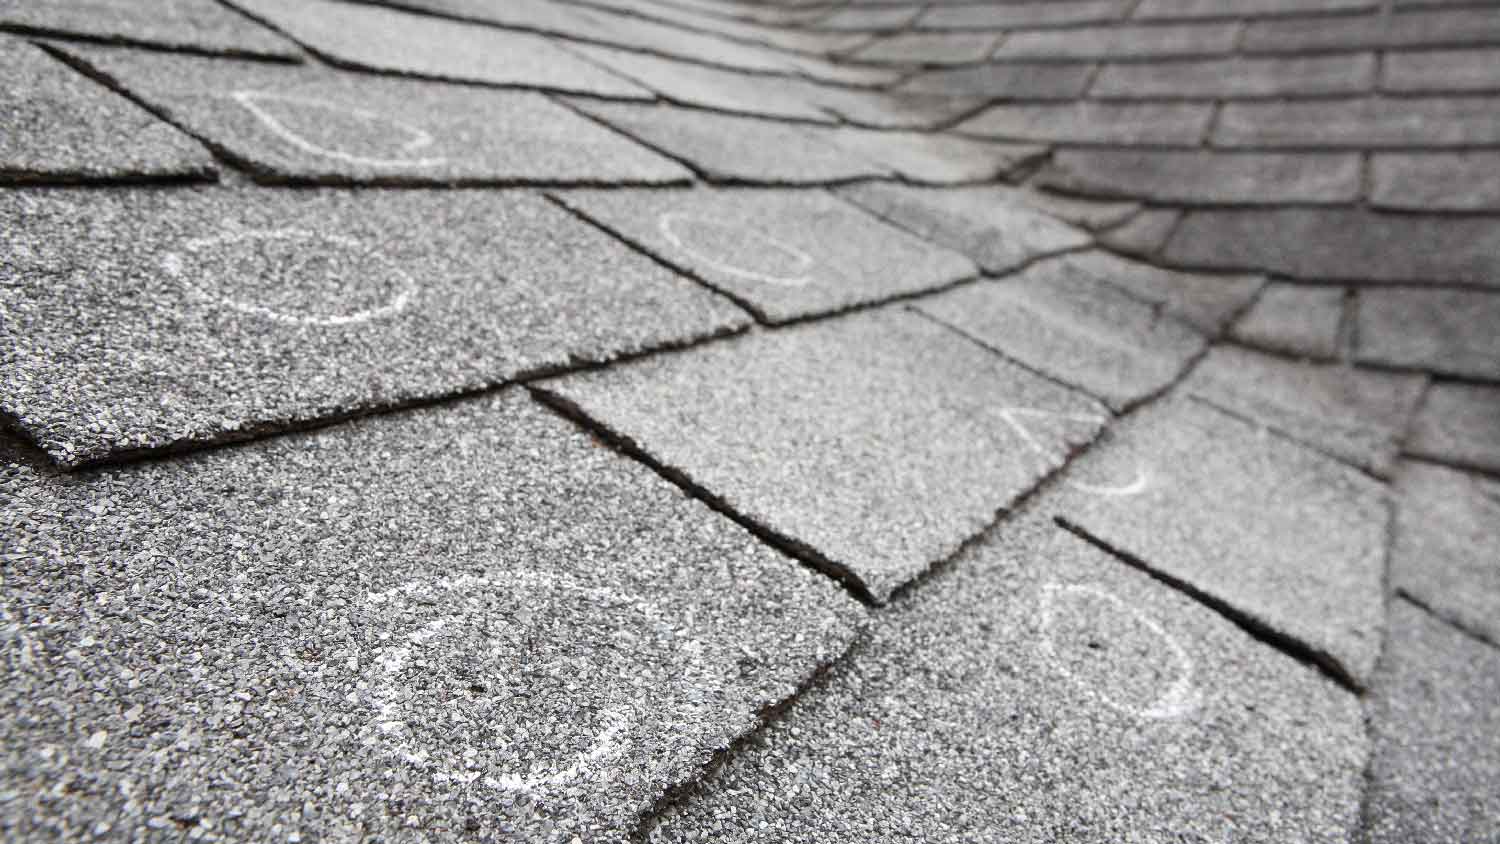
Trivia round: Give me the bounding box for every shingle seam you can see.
[528,384,884,606]
[1055,516,1367,694]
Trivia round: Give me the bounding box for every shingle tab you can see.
[0,37,215,184]
[1216,97,1500,148]
[958,101,1214,145]
[1051,398,1391,688]
[0,187,747,466]
[647,517,1367,844]
[992,21,1240,60]
[1165,208,1500,286]
[1229,283,1347,360]
[1091,54,1376,99]
[914,257,1206,411]
[835,183,1093,274]
[552,187,978,323]
[225,0,652,97]
[59,44,692,186]
[1391,463,1500,646]
[1356,288,1500,379]
[1183,345,1427,477]
[537,310,1108,603]
[1040,149,1362,204]
[568,101,893,184]
[0,391,862,843]
[1364,600,1500,843]
[1406,382,1500,474]
[1382,46,1500,92]
[1371,152,1500,211]
[1244,8,1500,53]
[0,0,300,59]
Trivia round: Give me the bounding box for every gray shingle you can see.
[1382,47,1500,92]
[1244,8,1500,53]
[0,187,747,466]
[836,183,1093,274]
[0,0,300,59]
[1216,96,1500,148]
[58,44,692,186]
[1406,382,1500,474]
[1091,54,1376,99]
[0,37,214,184]
[1230,283,1347,360]
[568,101,893,184]
[1391,462,1500,646]
[536,310,1107,603]
[958,101,1214,145]
[225,0,651,97]
[1364,600,1500,843]
[1040,149,1362,204]
[647,516,1367,844]
[914,257,1207,411]
[1356,288,1500,379]
[1051,398,1391,689]
[1165,208,1500,287]
[552,187,978,323]
[1052,250,1264,334]
[1371,152,1500,211]
[0,391,862,842]
[1183,345,1427,477]
[992,21,1240,60]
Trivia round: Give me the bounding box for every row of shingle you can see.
[851,7,1500,65]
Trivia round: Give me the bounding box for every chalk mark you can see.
[232,90,447,169]
[1037,582,1201,720]
[658,212,816,287]
[161,228,417,326]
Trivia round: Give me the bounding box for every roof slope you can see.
[2,0,1498,841]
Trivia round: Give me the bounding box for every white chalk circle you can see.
[994,407,1150,497]
[232,90,447,168]
[160,228,417,326]
[658,212,816,287]
[359,572,703,794]
[1037,583,1201,720]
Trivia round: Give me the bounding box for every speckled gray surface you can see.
[1363,599,1500,844]
[1057,250,1265,336]
[567,101,893,184]
[552,187,976,323]
[1406,382,1500,475]
[914,255,1206,412]
[1048,398,1389,689]
[224,0,650,98]
[834,182,1092,274]
[557,42,835,124]
[537,309,1107,603]
[647,516,1368,844]
[1356,288,1500,381]
[1390,461,1500,647]
[58,44,692,186]
[823,127,1045,184]
[1183,345,1427,478]
[1230,283,1346,361]
[0,186,747,466]
[0,36,215,183]
[0,391,863,843]
[0,0,300,59]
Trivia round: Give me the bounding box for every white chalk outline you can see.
[658,212,816,287]
[232,90,447,168]
[362,571,679,794]
[1037,583,1201,720]
[993,407,1150,497]
[160,228,417,326]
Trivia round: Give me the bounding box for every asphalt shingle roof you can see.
[2,0,1498,841]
